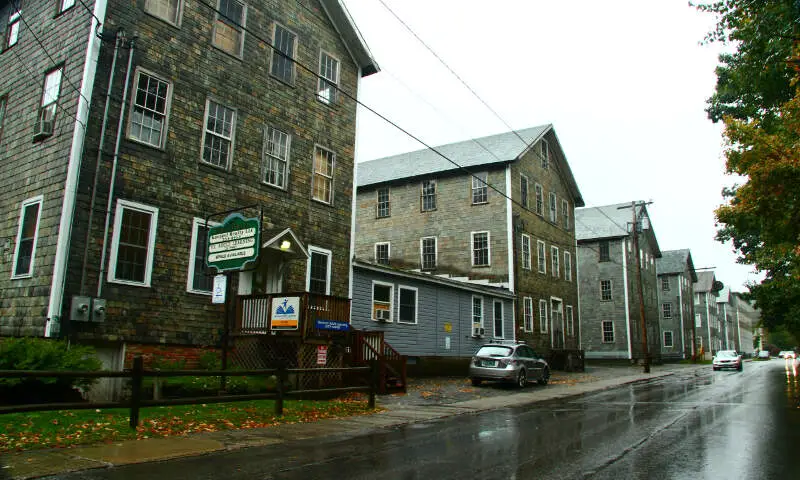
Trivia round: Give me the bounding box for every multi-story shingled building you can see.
[655,249,697,360]
[354,125,585,355]
[575,202,661,363]
[0,0,377,368]
[693,271,722,359]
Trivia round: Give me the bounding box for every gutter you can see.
[46,0,109,336]
[678,274,685,359]
[621,240,632,360]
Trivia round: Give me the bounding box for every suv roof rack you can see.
[487,339,526,345]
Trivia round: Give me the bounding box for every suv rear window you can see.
[476,346,513,357]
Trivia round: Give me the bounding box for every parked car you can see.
[713,350,743,371]
[780,351,796,359]
[758,350,771,359]
[469,342,550,388]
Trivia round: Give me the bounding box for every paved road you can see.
[47,360,800,480]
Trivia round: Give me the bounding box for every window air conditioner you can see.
[33,107,55,140]
[376,309,391,322]
[472,326,485,337]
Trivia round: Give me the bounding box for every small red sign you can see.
[317,345,328,365]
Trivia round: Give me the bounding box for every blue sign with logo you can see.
[315,319,350,332]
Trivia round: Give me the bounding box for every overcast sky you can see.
[342,0,761,292]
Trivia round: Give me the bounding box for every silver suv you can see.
[469,342,550,388]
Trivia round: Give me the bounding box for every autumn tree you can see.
[696,0,800,337]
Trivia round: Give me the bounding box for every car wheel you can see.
[713,367,719,371]
[737,364,743,371]
[538,368,550,386]
[516,369,527,388]
[471,377,482,387]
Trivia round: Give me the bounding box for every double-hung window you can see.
[540,139,549,169]
[566,305,574,336]
[520,175,529,208]
[538,299,548,333]
[271,24,296,84]
[11,196,43,278]
[129,69,171,148]
[376,187,390,218]
[602,321,614,343]
[372,281,393,322]
[551,246,559,278]
[493,300,503,338]
[537,240,546,274]
[202,100,235,169]
[317,51,339,104]
[662,277,670,292]
[663,331,674,348]
[562,199,570,229]
[263,126,290,188]
[472,231,490,266]
[213,0,246,57]
[307,246,331,295]
[549,192,558,223]
[312,146,335,204]
[523,297,533,332]
[662,303,672,319]
[534,183,543,215]
[60,0,76,13]
[187,217,216,294]
[34,67,62,140]
[599,240,610,262]
[521,234,531,270]
[108,200,158,286]
[375,242,390,266]
[421,179,436,211]
[398,286,417,324]
[600,280,612,301]
[471,172,488,204]
[564,251,572,281]
[420,236,436,270]
[5,10,20,49]
[472,296,484,327]
[144,0,182,26]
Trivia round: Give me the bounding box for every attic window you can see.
[540,139,549,169]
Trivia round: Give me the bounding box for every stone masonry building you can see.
[0,0,378,368]
[655,249,697,360]
[354,125,585,356]
[693,271,722,359]
[575,202,661,363]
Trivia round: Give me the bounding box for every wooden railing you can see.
[236,292,351,337]
[352,331,407,394]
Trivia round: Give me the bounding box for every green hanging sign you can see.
[206,213,260,272]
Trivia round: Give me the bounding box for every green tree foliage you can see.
[767,325,798,349]
[696,0,800,338]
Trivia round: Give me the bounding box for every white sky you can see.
[342,0,762,291]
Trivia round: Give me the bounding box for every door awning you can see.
[261,228,309,260]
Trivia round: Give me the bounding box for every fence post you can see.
[368,359,378,409]
[129,356,144,430]
[275,365,286,417]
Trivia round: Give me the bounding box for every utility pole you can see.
[619,201,650,373]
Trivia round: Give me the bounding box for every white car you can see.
[780,351,797,359]
[713,350,743,371]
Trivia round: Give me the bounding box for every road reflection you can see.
[785,357,799,408]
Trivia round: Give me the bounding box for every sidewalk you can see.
[0,364,702,479]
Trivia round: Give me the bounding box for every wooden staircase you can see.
[352,330,407,394]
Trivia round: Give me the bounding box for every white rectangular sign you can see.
[212,275,226,304]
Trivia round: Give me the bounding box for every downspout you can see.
[723,303,729,349]
[678,274,685,359]
[505,166,516,340]
[736,300,742,352]
[97,34,135,298]
[80,31,121,296]
[46,0,109,337]
[348,68,363,309]
[706,294,712,357]
[576,238,582,350]
[621,239,632,360]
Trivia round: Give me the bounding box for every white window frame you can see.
[534,183,543,215]
[493,300,504,339]
[212,0,246,57]
[521,234,531,270]
[471,231,491,267]
[540,139,549,169]
[374,242,390,266]
[520,174,529,208]
[397,285,418,325]
[564,251,572,282]
[376,187,390,218]
[35,67,63,140]
[271,22,297,84]
[306,245,332,295]
[11,195,43,279]
[6,11,20,49]
[561,199,570,229]
[551,245,559,278]
[371,280,394,322]
[108,199,159,287]
[317,50,340,104]
[262,125,291,189]
[144,0,183,26]
[420,236,437,270]
[312,145,335,204]
[663,331,674,348]
[549,192,558,223]
[523,297,533,332]
[472,296,484,328]
[60,0,76,13]
[602,321,614,343]
[127,68,172,149]
[471,171,488,205]
[566,305,574,336]
[421,179,437,212]
[200,99,236,170]
[537,240,546,274]
[538,299,548,333]
[600,280,612,301]
[186,217,220,294]
[662,277,670,292]
[662,303,672,319]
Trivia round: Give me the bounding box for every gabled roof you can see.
[356,125,585,206]
[656,249,697,282]
[575,202,661,257]
[319,0,379,76]
[716,286,731,304]
[694,271,716,293]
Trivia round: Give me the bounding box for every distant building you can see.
[693,271,723,358]
[731,292,759,353]
[655,249,697,360]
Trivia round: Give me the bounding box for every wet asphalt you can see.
[43,359,800,480]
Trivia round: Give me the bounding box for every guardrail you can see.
[0,356,379,429]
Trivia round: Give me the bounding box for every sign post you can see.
[206,213,261,389]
